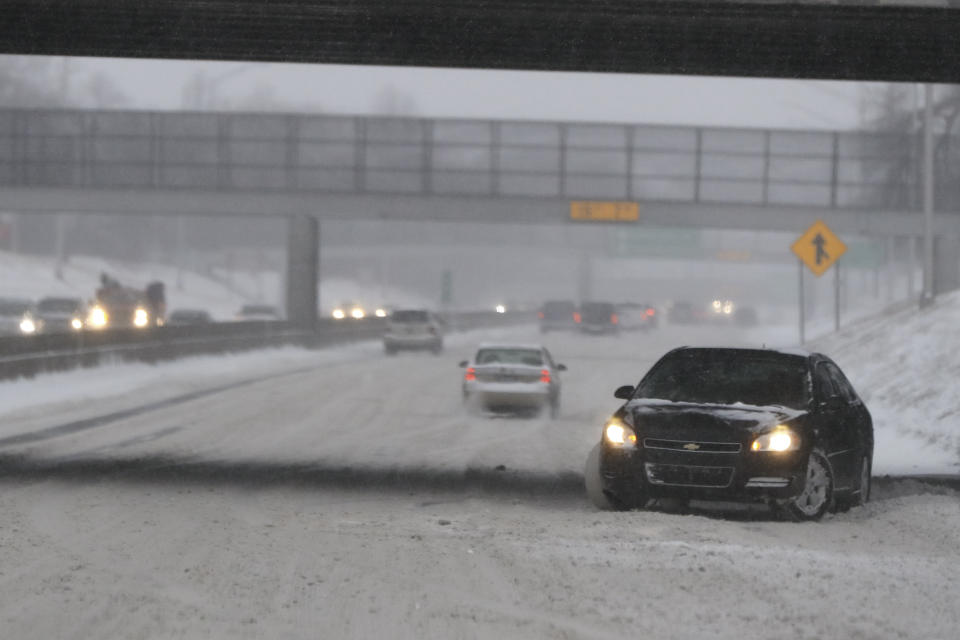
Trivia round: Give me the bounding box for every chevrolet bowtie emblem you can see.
[683,443,700,451]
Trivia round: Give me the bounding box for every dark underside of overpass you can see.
[2,0,958,326]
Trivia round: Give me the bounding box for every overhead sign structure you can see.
[570,201,639,223]
[791,220,847,277]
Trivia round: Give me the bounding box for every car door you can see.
[814,362,858,490]
[825,362,872,468]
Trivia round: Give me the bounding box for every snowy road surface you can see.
[0,322,958,638]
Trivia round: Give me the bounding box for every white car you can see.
[459,343,566,418]
[384,309,443,354]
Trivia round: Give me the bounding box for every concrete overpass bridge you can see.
[2,107,957,324]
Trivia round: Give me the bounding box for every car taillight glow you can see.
[611,313,619,325]
[540,369,551,383]
[646,309,655,317]
[538,311,545,319]
[573,312,581,323]
[464,367,476,381]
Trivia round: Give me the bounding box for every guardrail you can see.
[0,311,532,382]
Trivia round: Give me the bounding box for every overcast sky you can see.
[52,56,887,130]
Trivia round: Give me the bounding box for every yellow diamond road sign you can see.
[791,220,847,277]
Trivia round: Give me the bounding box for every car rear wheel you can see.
[836,455,871,512]
[780,449,834,522]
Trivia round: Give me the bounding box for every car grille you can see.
[645,463,734,488]
[643,438,741,453]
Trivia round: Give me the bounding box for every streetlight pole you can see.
[921,83,935,307]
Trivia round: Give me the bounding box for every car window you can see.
[816,363,839,401]
[825,362,858,404]
[475,349,544,366]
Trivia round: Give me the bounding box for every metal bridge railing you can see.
[0,108,921,211]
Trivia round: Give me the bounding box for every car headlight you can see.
[495,304,506,314]
[88,306,108,328]
[751,427,800,452]
[351,307,365,319]
[133,307,150,327]
[375,308,387,318]
[604,418,637,447]
[19,317,36,334]
[332,308,345,319]
[70,317,83,330]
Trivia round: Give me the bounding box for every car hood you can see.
[625,398,808,439]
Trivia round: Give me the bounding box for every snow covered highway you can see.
[0,319,958,639]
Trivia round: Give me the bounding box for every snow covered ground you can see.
[812,290,960,476]
[0,308,957,638]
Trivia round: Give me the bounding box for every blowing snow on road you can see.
[0,319,957,639]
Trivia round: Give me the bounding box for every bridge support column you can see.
[577,252,593,302]
[285,215,319,331]
[933,234,960,296]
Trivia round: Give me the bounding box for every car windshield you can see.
[0,300,31,316]
[391,310,429,323]
[581,303,614,322]
[635,353,811,410]
[475,348,543,367]
[37,298,81,313]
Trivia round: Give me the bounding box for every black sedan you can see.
[585,347,873,521]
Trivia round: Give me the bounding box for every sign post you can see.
[791,220,847,344]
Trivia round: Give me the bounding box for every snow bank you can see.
[812,290,960,475]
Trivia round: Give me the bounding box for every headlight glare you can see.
[133,307,150,327]
[751,427,800,452]
[88,306,108,328]
[19,317,36,334]
[604,419,637,446]
[70,317,83,330]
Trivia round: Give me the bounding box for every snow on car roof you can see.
[672,346,812,358]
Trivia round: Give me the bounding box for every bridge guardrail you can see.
[0,311,533,381]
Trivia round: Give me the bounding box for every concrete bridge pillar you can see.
[933,234,960,296]
[285,215,319,330]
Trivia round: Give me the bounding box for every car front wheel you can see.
[780,449,834,522]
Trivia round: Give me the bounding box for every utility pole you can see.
[54,57,72,280]
[921,83,935,307]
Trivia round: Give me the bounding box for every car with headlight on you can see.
[87,288,155,330]
[35,297,87,333]
[384,309,443,354]
[585,347,873,521]
[332,301,366,320]
[460,344,566,418]
[0,298,40,336]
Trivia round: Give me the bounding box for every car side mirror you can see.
[614,385,635,400]
[556,364,567,372]
[458,360,468,368]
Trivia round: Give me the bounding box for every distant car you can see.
[384,309,443,354]
[710,298,736,322]
[616,302,657,331]
[538,300,578,333]
[0,298,38,336]
[332,301,366,320]
[236,304,280,321]
[460,343,566,418]
[579,302,619,334]
[167,309,214,326]
[585,347,874,521]
[35,297,86,333]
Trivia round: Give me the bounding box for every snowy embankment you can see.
[0,250,432,320]
[812,290,960,476]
